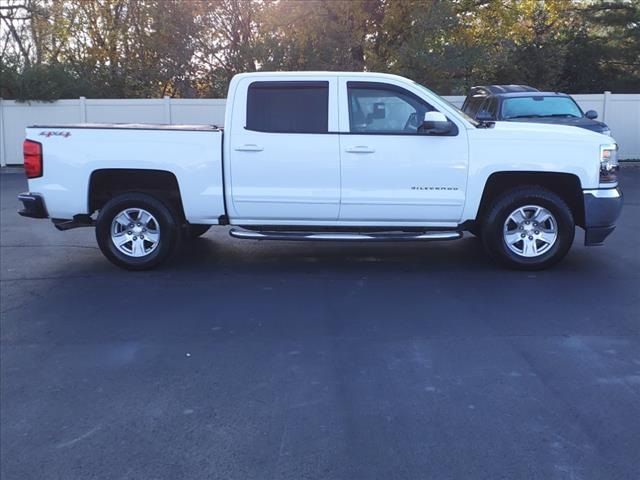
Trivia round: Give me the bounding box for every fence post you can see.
[0,97,5,166]
[79,96,87,123]
[164,96,171,124]
[602,91,612,123]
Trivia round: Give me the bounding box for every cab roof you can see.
[232,71,416,82]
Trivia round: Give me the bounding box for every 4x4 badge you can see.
[39,131,71,138]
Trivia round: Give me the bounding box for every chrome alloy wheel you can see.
[503,205,558,258]
[110,208,160,257]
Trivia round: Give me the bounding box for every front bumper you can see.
[17,192,48,219]
[583,187,623,245]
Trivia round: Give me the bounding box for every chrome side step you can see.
[229,228,462,242]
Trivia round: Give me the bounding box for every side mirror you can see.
[419,111,455,135]
[585,110,598,120]
[476,110,494,122]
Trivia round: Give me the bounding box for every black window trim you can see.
[245,80,330,134]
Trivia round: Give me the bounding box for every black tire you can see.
[95,192,180,270]
[481,186,575,270]
[185,224,211,239]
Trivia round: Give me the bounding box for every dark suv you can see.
[461,85,611,135]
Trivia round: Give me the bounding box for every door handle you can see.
[345,146,375,153]
[234,144,264,152]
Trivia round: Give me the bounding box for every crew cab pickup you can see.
[18,72,623,270]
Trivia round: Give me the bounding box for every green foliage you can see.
[0,60,94,101]
[0,0,638,100]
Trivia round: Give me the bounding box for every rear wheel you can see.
[481,187,575,270]
[96,192,180,270]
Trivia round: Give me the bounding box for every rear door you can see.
[227,77,340,221]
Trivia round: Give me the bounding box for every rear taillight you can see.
[23,140,43,179]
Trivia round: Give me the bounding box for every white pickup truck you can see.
[19,71,622,270]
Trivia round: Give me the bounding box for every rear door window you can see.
[246,81,329,133]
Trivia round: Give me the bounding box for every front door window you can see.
[347,83,433,134]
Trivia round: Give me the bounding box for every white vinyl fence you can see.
[1,93,638,166]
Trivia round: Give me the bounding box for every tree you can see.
[258,0,378,71]
[583,0,640,92]
[190,0,268,97]
[366,1,467,93]
[1,0,34,67]
[1,0,638,100]
[1,0,200,99]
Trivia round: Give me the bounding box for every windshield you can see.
[411,80,479,126]
[502,96,583,119]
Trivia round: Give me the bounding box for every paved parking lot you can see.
[1,167,639,480]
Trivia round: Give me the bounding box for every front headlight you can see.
[600,143,619,184]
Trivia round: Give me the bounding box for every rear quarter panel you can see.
[25,127,224,223]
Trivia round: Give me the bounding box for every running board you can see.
[229,228,462,242]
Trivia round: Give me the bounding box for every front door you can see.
[228,78,340,222]
[338,78,468,223]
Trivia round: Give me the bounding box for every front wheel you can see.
[95,192,180,270]
[481,187,575,270]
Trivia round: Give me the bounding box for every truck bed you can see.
[25,124,225,224]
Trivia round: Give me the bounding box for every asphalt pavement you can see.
[1,167,639,480]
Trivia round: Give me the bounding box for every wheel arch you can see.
[475,171,585,228]
[88,168,186,222]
